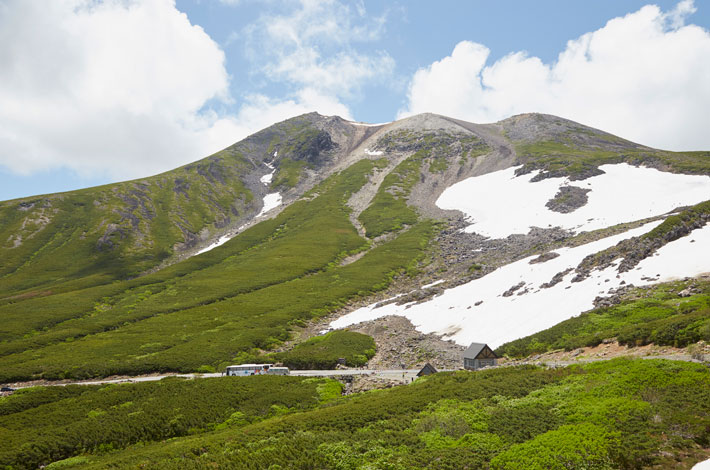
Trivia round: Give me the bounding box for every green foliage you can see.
[0,159,435,382]
[46,456,90,469]
[498,278,710,357]
[0,375,331,469]
[489,423,617,470]
[0,149,254,299]
[35,358,710,469]
[271,158,306,189]
[359,150,426,238]
[515,139,710,179]
[315,380,345,403]
[643,200,710,241]
[276,330,376,369]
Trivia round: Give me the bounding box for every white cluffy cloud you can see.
[0,0,393,181]
[209,0,393,151]
[399,1,710,151]
[0,0,242,179]
[244,0,394,100]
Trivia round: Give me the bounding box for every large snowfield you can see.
[332,164,710,347]
[437,164,710,238]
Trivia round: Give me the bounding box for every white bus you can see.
[225,364,272,376]
[266,367,290,375]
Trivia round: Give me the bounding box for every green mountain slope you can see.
[1,112,709,382]
[0,157,434,381]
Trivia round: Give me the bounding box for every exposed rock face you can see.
[540,268,573,289]
[343,316,465,370]
[502,282,526,297]
[573,209,710,282]
[530,252,561,264]
[545,186,591,213]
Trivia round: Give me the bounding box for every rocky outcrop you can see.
[573,203,710,282]
[545,186,591,213]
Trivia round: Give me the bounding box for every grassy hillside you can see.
[0,153,253,295]
[12,359,708,469]
[501,114,710,179]
[0,114,340,300]
[0,158,435,382]
[497,278,710,358]
[274,330,376,369]
[0,375,341,469]
[359,130,488,238]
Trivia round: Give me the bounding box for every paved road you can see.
[7,356,704,391]
[7,369,432,390]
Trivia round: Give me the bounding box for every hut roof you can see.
[463,343,498,359]
[417,363,438,376]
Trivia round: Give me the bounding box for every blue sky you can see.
[0,0,709,201]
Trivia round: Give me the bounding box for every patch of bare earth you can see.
[346,315,464,370]
[502,340,710,366]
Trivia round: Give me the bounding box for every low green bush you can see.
[47,358,710,470]
[276,330,376,369]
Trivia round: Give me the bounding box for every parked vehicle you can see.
[266,367,290,375]
[224,364,290,376]
[225,364,272,376]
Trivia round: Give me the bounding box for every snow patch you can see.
[422,279,444,289]
[332,221,710,348]
[349,121,390,127]
[257,193,282,217]
[193,224,249,257]
[365,148,384,156]
[194,234,232,256]
[260,173,274,185]
[436,164,710,239]
[260,161,276,185]
[692,458,710,470]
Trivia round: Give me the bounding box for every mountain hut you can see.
[417,363,438,377]
[463,343,498,370]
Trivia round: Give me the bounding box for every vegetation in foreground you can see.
[498,278,710,358]
[0,375,342,470]
[6,358,706,469]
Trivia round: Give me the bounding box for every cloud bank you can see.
[0,0,393,180]
[0,0,246,179]
[399,1,710,151]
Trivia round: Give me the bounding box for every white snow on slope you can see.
[692,458,710,470]
[365,148,384,156]
[260,161,276,185]
[624,224,710,284]
[349,121,390,127]
[422,279,444,289]
[331,221,710,348]
[437,164,710,239]
[257,193,282,217]
[195,160,279,257]
[194,234,232,256]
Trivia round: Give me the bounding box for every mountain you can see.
[2,112,710,470]
[0,112,709,382]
